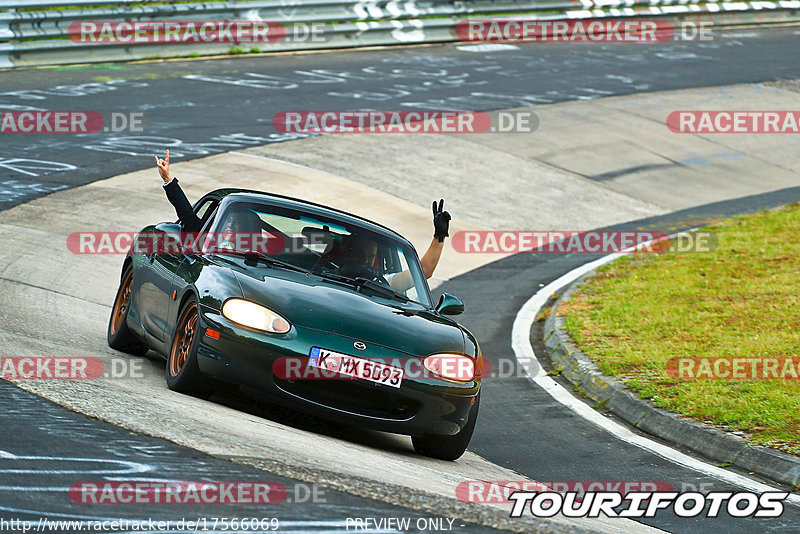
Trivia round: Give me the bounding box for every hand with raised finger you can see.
[155,149,172,183]
[432,198,451,243]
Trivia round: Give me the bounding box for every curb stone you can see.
[542,273,800,490]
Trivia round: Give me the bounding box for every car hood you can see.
[231,267,466,357]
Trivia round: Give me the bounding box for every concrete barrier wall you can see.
[2,0,800,68]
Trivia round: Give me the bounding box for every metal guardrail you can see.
[1,0,800,68]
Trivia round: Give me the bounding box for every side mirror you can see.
[436,293,465,316]
[150,222,186,259]
[155,222,182,234]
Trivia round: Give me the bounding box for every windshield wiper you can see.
[315,271,409,302]
[244,253,311,275]
[355,277,410,303]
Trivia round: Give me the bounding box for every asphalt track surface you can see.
[446,187,800,533]
[2,27,800,205]
[0,380,492,534]
[2,27,800,533]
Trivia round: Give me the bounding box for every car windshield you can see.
[207,199,432,307]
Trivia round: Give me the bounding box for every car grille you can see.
[275,377,419,421]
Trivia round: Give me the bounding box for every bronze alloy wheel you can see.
[170,302,198,377]
[110,270,133,335]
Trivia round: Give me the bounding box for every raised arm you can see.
[155,149,203,232]
[420,236,445,278]
[390,199,450,293]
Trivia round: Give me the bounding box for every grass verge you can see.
[561,203,800,455]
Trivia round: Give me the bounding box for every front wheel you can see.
[166,297,212,396]
[412,392,480,461]
[107,264,148,355]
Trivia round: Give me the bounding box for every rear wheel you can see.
[412,392,480,461]
[107,264,148,355]
[166,297,211,396]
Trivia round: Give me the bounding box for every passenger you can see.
[156,150,262,252]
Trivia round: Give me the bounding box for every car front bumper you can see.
[196,306,480,437]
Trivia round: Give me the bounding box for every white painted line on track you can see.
[511,231,800,506]
[456,43,520,52]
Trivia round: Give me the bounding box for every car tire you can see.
[166,297,212,396]
[107,264,149,355]
[412,392,480,461]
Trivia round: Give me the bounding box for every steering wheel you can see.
[355,266,390,286]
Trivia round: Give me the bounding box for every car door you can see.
[137,223,187,343]
[140,196,218,344]
[162,200,220,343]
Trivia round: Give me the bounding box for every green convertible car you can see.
[107,188,482,460]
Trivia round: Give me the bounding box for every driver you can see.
[337,199,450,294]
[339,236,381,280]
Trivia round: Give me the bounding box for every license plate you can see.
[308,347,403,388]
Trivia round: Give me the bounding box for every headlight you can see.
[222,299,291,333]
[423,353,475,382]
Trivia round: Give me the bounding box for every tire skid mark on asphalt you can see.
[0,454,152,475]
[0,383,445,534]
